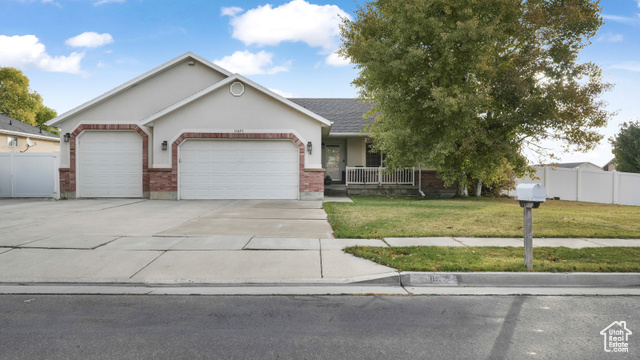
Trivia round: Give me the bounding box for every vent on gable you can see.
[230,81,245,97]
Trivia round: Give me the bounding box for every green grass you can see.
[324,196,640,239]
[344,246,640,272]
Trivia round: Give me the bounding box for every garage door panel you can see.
[78,131,143,198]
[179,140,299,200]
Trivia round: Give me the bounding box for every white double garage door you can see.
[77,131,299,199]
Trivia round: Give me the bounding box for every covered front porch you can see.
[322,138,455,197]
[324,165,420,196]
[287,98,454,197]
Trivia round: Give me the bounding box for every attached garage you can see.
[49,53,329,201]
[179,140,299,200]
[76,131,143,198]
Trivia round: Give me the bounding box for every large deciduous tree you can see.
[339,0,613,196]
[610,121,640,173]
[0,67,57,133]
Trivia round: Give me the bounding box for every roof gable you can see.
[140,74,332,127]
[47,52,232,127]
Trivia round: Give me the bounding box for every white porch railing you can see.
[346,166,415,186]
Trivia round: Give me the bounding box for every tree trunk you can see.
[455,182,468,197]
[454,172,469,197]
[474,179,482,197]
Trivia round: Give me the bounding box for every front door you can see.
[323,144,342,181]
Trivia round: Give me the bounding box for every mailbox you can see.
[516,183,546,270]
[516,183,546,208]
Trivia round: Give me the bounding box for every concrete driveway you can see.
[0,199,334,243]
[0,199,399,284]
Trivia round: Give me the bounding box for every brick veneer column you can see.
[59,124,149,199]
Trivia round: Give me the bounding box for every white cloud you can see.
[325,51,350,67]
[214,50,289,75]
[602,14,640,26]
[611,62,640,72]
[66,32,114,48]
[94,0,125,6]
[269,88,295,98]
[221,6,243,17]
[226,0,350,53]
[38,52,84,73]
[0,35,84,74]
[596,32,623,43]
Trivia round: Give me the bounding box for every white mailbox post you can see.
[516,184,546,270]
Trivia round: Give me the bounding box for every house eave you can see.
[0,129,60,141]
[326,132,370,137]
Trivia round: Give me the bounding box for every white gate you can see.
[0,151,60,198]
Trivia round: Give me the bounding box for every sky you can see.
[1,0,639,168]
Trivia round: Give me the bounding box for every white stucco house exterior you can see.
[48,52,331,200]
[48,52,456,200]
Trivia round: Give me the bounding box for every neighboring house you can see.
[0,114,60,153]
[603,158,616,171]
[550,162,604,171]
[48,52,452,200]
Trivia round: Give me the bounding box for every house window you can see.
[7,136,18,148]
[366,143,383,167]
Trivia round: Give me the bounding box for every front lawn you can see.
[324,196,640,239]
[344,246,640,272]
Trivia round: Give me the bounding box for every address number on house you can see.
[234,129,244,133]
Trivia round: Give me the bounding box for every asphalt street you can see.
[0,295,637,359]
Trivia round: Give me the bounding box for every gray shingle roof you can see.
[288,98,375,135]
[0,114,59,139]
[555,162,588,169]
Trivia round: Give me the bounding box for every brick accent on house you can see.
[60,128,324,200]
[59,124,149,199]
[419,169,457,197]
[420,170,455,190]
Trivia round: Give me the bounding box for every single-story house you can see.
[602,159,616,172]
[48,52,452,200]
[550,162,604,171]
[1,114,60,153]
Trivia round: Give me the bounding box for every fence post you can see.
[10,151,15,197]
[576,167,581,202]
[612,171,619,205]
[378,166,382,185]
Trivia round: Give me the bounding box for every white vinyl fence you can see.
[0,151,60,198]
[510,166,640,206]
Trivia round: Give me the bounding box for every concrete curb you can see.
[399,272,640,288]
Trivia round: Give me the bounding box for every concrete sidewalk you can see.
[0,236,396,284]
[0,235,639,285]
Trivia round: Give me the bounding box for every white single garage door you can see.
[179,140,299,199]
[77,131,143,198]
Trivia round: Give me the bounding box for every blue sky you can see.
[1,0,639,167]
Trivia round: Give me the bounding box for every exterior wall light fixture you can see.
[307,141,312,155]
[64,133,70,142]
[161,141,168,151]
